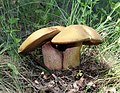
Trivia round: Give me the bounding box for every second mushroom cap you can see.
[51,25,103,46]
[18,26,65,53]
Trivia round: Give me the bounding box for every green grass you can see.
[0,0,120,92]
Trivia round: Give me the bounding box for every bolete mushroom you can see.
[51,25,103,68]
[18,25,103,70]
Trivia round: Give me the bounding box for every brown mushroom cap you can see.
[18,26,65,53]
[80,25,103,45]
[51,25,103,46]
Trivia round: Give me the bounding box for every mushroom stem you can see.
[63,43,82,69]
[42,42,62,70]
[42,42,81,70]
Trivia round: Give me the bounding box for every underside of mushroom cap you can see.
[51,25,103,46]
[18,26,65,53]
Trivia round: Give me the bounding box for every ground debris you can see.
[19,49,111,93]
[104,87,116,93]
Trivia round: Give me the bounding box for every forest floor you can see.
[18,49,111,93]
[0,49,116,93]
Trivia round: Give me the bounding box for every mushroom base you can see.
[42,42,81,70]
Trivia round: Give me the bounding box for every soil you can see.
[0,48,110,93]
[20,48,110,93]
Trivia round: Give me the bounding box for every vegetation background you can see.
[0,0,120,92]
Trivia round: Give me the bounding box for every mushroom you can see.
[18,25,103,70]
[18,26,65,70]
[51,25,103,68]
